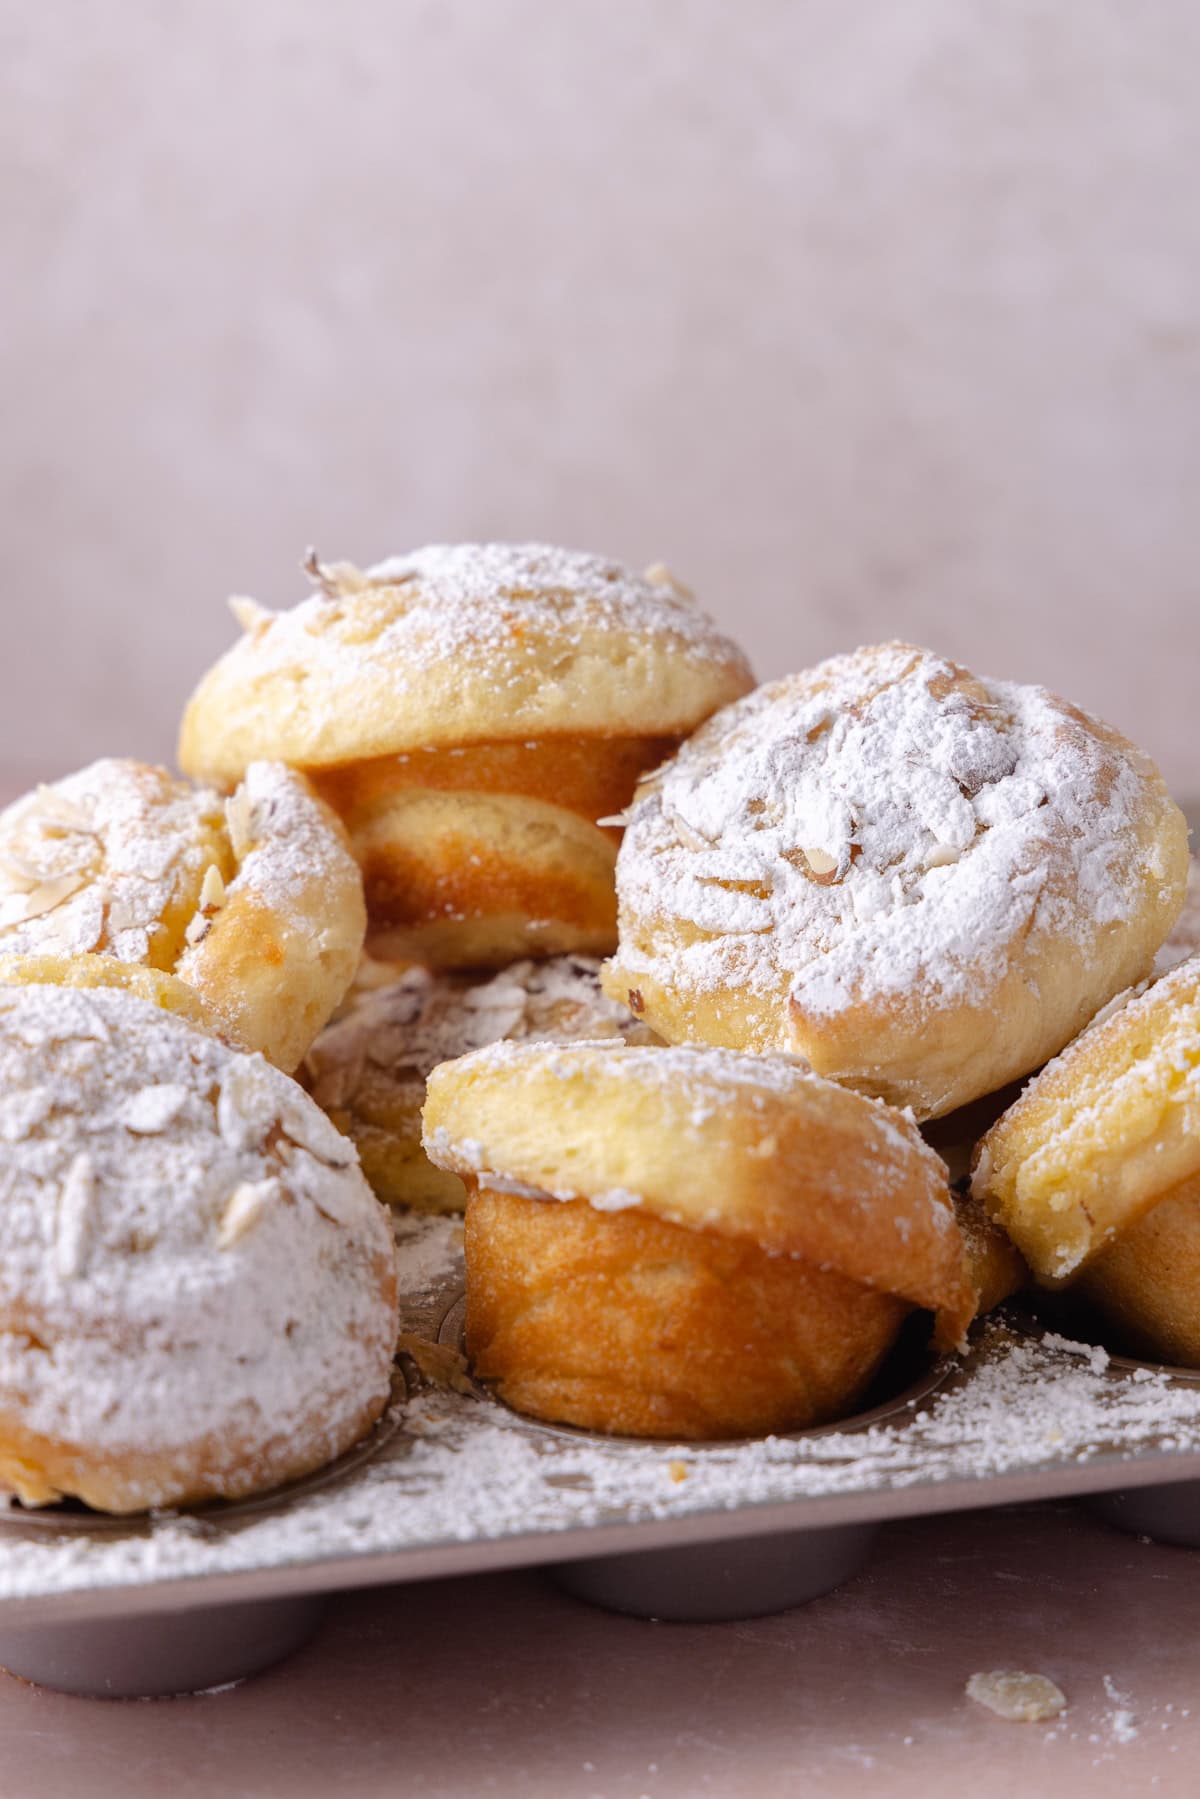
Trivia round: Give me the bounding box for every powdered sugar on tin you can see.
[6,1307,1200,1613]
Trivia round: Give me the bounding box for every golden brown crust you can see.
[310,735,677,968]
[1079,1171,1200,1365]
[176,767,366,1072]
[464,1184,910,1439]
[423,1041,973,1346]
[952,1187,1028,1316]
[345,786,621,968]
[972,954,1200,1283]
[310,735,677,835]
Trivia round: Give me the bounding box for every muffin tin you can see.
[4,1209,1200,1699]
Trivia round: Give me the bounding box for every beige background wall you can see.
[3,1,1198,794]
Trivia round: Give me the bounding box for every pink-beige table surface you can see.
[1,1498,1197,1797]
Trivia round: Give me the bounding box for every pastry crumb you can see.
[966,1670,1066,1722]
[397,1334,476,1395]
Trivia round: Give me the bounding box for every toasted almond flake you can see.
[643,561,694,599]
[30,788,94,831]
[302,549,370,596]
[56,1152,96,1279]
[122,1085,190,1135]
[198,864,226,911]
[0,852,48,891]
[12,874,87,923]
[183,912,210,947]
[801,846,839,877]
[225,787,254,863]
[595,812,630,829]
[227,595,274,633]
[668,1460,689,1483]
[217,1178,281,1248]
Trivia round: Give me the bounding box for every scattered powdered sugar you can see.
[615,644,1156,1018]
[0,761,224,964]
[1102,1674,1140,1745]
[6,1284,1200,1611]
[392,1211,463,1290]
[0,984,395,1505]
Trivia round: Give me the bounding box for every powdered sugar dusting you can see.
[0,983,395,1504]
[615,644,1155,1017]
[242,544,749,695]
[0,761,225,964]
[359,543,743,670]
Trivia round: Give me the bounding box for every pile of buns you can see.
[0,542,1195,1510]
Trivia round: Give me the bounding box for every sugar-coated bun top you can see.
[178,543,755,782]
[606,642,1189,1118]
[0,983,397,1510]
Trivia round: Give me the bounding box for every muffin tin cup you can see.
[0,1372,407,1698]
[553,1522,879,1622]
[1082,1354,1200,1548]
[0,1593,327,1700]
[438,1290,948,1622]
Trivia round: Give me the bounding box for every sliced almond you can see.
[302,549,370,596]
[228,594,274,633]
[56,1152,96,1280]
[30,787,94,831]
[0,854,42,893]
[217,1179,282,1249]
[225,787,254,863]
[801,847,839,877]
[643,561,694,600]
[198,864,226,911]
[13,874,87,923]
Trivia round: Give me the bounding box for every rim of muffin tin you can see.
[0,1366,411,1538]
[432,1288,954,1446]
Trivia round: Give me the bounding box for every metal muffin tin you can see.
[5,1212,1200,1699]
